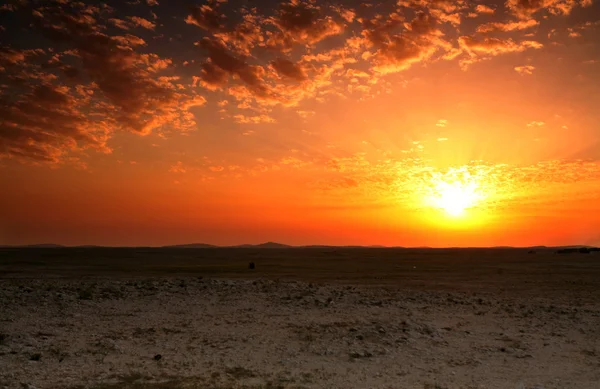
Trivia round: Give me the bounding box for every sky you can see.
[1,0,600,247]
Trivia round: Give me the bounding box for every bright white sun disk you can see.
[430,180,481,217]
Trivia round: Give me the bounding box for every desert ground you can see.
[0,247,599,389]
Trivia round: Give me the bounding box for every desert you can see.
[0,247,599,389]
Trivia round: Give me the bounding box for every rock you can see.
[350,350,373,359]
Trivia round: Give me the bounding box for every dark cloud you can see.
[109,18,131,30]
[1,0,598,164]
[198,61,229,89]
[459,35,543,55]
[233,114,276,124]
[199,38,271,99]
[0,1,205,164]
[457,34,543,67]
[474,4,495,14]
[0,48,45,72]
[398,0,465,25]
[360,12,405,48]
[476,19,539,33]
[32,3,203,136]
[128,16,155,30]
[506,0,591,18]
[213,11,265,55]
[0,84,110,163]
[271,58,307,81]
[266,0,346,51]
[186,4,225,31]
[361,12,448,74]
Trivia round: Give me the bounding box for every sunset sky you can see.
[1,0,600,247]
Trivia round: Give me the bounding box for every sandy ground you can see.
[1,270,599,389]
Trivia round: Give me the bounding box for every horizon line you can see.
[1,242,598,250]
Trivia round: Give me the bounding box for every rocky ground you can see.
[1,276,599,389]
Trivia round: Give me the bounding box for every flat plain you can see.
[0,247,599,389]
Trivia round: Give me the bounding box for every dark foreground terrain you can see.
[1,248,599,389]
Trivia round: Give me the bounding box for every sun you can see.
[431,181,479,216]
[425,175,484,218]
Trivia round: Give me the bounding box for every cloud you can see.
[459,36,543,56]
[213,11,265,55]
[169,161,186,173]
[112,34,146,47]
[265,0,346,51]
[0,48,44,69]
[3,0,597,166]
[109,18,132,30]
[128,16,156,30]
[0,83,111,163]
[305,156,600,210]
[184,0,580,112]
[361,12,448,74]
[0,1,206,164]
[196,32,352,109]
[506,0,591,18]
[476,19,539,33]
[515,65,536,75]
[475,4,495,14]
[527,121,545,127]
[71,33,193,134]
[334,7,356,23]
[197,61,229,90]
[233,114,276,124]
[297,110,315,119]
[398,0,465,26]
[198,38,272,100]
[271,58,307,81]
[186,4,225,31]
[436,119,448,127]
[209,165,225,172]
[457,35,543,68]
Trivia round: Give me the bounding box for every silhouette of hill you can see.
[0,243,598,251]
[163,243,218,249]
[231,242,293,249]
[25,244,65,248]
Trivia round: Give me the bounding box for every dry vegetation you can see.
[0,248,599,389]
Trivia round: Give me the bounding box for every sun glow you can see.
[431,181,481,216]
[423,170,486,218]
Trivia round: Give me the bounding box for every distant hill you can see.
[231,242,293,249]
[24,244,65,248]
[0,244,65,248]
[163,243,218,249]
[0,243,597,251]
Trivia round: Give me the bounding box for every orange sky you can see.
[1,0,600,247]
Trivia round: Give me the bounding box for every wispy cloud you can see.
[515,65,536,75]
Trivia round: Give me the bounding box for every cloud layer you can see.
[0,0,597,165]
